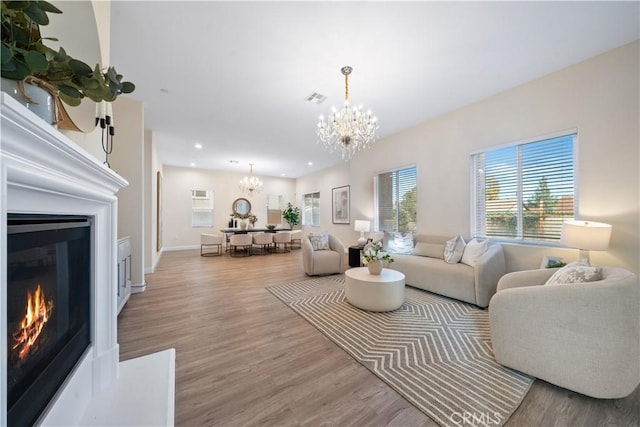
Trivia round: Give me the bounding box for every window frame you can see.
[470,130,578,245]
[302,191,320,227]
[373,164,417,233]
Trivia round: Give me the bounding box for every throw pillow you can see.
[387,232,414,254]
[444,235,466,264]
[308,231,330,251]
[412,242,445,259]
[545,259,603,285]
[460,239,489,266]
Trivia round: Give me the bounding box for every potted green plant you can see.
[1,1,135,123]
[282,202,300,229]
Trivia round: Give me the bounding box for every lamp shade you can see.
[561,220,612,250]
[354,220,370,233]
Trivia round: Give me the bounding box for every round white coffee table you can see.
[345,267,406,312]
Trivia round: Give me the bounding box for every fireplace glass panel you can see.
[7,215,91,427]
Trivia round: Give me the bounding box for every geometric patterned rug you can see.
[267,276,533,427]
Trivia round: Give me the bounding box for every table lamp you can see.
[354,220,371,246]
[561,220,612,262]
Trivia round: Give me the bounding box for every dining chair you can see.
[252,232,273,255]
[229,233,252,257]
[200,233,222,256]
[273,231,291,253]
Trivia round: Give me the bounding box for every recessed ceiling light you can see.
[194,143,202,149]
[281,173,286,177]
[307,161,313,166]
[190,162,196,167]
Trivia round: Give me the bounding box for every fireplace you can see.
[7,215,92,426]
[2,92,173,426]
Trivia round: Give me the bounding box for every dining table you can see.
[219,227,281,234]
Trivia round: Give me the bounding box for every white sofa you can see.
[489,267,640,398]
[388,234,505,308]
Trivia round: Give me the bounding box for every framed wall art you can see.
[156,171,163,251]
[332,185,350,224]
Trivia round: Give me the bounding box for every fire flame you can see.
[12,284,54,360]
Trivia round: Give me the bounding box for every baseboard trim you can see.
[163,245,199,252]
[131,282,146,294]
[144,249,164,274]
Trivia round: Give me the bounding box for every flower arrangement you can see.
[230,212,249,220]
[229,212,257,224]
[361,242,394,265]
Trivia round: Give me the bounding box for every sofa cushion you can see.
[461,239,489,266]
[444,235,466,264]
[391,254,476,303]
[545,260,603,286]
[308,231,330,250]
[412,242,445,259]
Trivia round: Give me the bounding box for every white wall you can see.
[341,41,639,273]
[162,166,295,248]
[295,162,355,245]
[38,1,150,284]
[44,1,110,157]
[144,131,163,273]
[110,97,145,287]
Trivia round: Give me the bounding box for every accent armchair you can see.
[302,233,345,276]
[489,267,639,398]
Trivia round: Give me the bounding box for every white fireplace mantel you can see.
[1,93,174,426]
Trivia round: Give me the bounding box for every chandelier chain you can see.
[344,71,349,101]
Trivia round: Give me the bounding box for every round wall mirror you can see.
[232,198,251,216]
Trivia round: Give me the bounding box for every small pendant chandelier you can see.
[317,66,378,161]
[239,163,263,195]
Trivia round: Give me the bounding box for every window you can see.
[191,189,213,227]
[471,132,576,242]
[267,194,283,224]
[302,192,320,227]
[374,166,417,232]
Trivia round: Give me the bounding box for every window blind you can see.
[471,133,576,242]
[374,166,417,232]
[303,192,320,227]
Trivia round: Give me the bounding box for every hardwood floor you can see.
[118,249,639,426]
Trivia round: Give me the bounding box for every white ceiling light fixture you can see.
[317,66,378,161]
[239,163,263,195]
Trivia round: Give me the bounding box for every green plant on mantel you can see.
[1,0,135,106]
[282,202,301,228]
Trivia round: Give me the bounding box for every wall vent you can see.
[304,92,327,104]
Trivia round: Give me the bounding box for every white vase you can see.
[239,220,247,230]
[2,78,56,125]
[367,261,383,275]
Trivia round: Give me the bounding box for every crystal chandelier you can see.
[317,66,378,161]
[239,163,263,195]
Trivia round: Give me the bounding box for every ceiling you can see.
[110,1,639,179]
